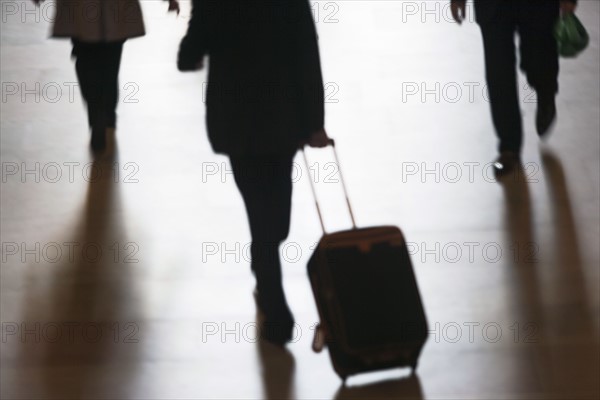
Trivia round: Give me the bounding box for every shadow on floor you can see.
[333,374,423,399]
[17,141,142,398]
[500,148,599,397]
[256,340,296,400]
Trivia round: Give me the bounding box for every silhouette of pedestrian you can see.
[33,0,180,152]
[451,0,577,177]
[178,0,329,345]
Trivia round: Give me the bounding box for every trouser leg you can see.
[72,40,124,131]
[72,39,101,128]
[517,0,560,98]
[479,5,523,153]
[102,41,125,128]
[230,154,294,318]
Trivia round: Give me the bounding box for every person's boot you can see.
[90,125,106,153]
[261,313,295,346]
[107,110,117,130]
[253,288,295,346]
[493,151,521,179]
[89,107,108,153]
[536,92,557,138]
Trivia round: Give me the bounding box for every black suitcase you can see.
[302,140,428,381]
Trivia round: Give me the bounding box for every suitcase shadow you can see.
[333,374,423,400]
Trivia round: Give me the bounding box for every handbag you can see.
[555,13,589,58]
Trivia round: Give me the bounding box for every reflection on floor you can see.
[1,1,599,399]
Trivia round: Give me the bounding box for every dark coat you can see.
[52,0,145,41]
[178,0,325,157]
[473,0,576,24]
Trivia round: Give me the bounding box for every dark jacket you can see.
[178,0,325,157]
[473,0,577,24]
[52,0,145,41]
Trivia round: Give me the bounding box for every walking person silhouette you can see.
[32,0,180,152]
[451,0,577,177]
[178,0,329,345]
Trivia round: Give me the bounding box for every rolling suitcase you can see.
[303,140,428,381]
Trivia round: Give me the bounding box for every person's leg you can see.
[479,6,523,155]
[517,0,560,136]
[72,40,106,150]
[102,41,125,129]
[72,39,98,128]
[230,154,295,343]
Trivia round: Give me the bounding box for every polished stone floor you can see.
[1,1,599,399]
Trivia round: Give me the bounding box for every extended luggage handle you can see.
[301,138,357,234]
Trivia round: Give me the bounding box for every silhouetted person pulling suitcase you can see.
[178,0,329,345]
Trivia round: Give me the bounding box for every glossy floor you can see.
[1,1,599,399]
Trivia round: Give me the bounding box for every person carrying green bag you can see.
[451,0,578,178]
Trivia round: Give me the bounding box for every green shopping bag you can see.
[555,13,589,58]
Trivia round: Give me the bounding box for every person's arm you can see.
[178,0,209,72]
[298,3,328,148]
[167,0,180,15]
[450,0,467,25]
